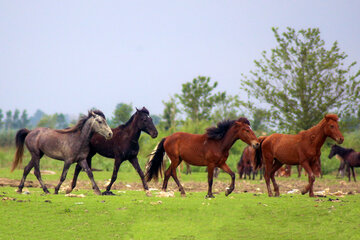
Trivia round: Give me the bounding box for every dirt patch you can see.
[1,177,359,195]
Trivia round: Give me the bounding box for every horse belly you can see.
[272,143,299,165]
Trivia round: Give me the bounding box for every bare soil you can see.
[1,177,359,195]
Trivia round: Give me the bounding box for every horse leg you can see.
[300,162,315,197]
[17,157,36,193]
[33,156,50,194]
[351,167,356,182]
[206,164,215,198]
[297,165,302,178]
[162,167,171,192]
[263,155,274,197]
[77,159,101,195]
[54,161,72,194]
[186,163,191,175]
[67,152,94,194]
[219,163,236,196]
[269,160,283,197]
[130,157,151,196]
[66,163,82,194]
[170,163,186,197]
[103,157,123,195]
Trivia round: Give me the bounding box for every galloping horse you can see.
[145,117,259,198]
[11,110,113,195]
[67,107,158,195]
[329,144,360,182]
[255,114,344,197]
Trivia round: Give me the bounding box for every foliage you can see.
[211,92,242,123]
[176,76,219,122]
[111,103,133,127]
[37,113,69,129]
[241,27,360,132]
[161,96,180,132]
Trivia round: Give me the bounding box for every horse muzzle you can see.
[151,130,158,138]
[336,137,344,144]
[251,141,260,149]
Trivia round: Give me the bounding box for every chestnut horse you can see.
[67,107,158,195]
[255,114,344,197]
[328,144,360,182]
[237,146,254,180]
[11,110,113,195]
[145,117,259,198]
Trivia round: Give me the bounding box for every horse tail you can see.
[11,128,30,172]
[255,136,266,169]
[145,138,166,182]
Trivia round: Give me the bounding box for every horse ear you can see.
[90,111,96,117]
[136,107,139,112]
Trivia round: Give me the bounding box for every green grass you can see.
[0,187,359,240]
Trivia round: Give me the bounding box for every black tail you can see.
[145,138,166,182]
[11,128,30,172]
[255,138,266,169]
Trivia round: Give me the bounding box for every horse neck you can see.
[219,126,239,152]
[78,118,95,148]
[336,146,353,158]
[303,120,327,150]
[124,116,142,142]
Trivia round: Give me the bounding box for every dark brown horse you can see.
[67,107,158,195]
[255,114,344,197]
[329,144,360,182]
[11,110,113,195]
[145,117,259,198]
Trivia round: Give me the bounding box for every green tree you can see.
[111,103,133,127]
[56,113,68,129]
[162,96,180,132]
[176,76,219,122]
[12,109,21,129]
[241,27,360,132]
[37,114,57,128]
[5,110,12,130]
[0,109,3,129]
[211,92,241,123]
[20,110,30,129]
[150,114,161,125]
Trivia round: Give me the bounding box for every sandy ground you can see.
[1,176,359,196]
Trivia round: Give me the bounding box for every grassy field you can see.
[1,186,360,240]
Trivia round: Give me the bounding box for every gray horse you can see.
[11,110,113,195]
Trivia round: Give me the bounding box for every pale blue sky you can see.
[1,1,359,118]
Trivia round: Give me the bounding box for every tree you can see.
[211,92,241,123]
[150,114,161,125]
[162,96,180,132]
[5,110,12,130]
[29,109,45,128]
[20,110,30,129]
[241,27,360,132]
[37,114,57,128]
[0,109,3,129]
[56,113,68,129]
[111,103,133,127]
[176,76,219,122]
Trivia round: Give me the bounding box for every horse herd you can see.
[9,108,359,198]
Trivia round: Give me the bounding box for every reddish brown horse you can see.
[255,114,344,197]
[237,146,254,180]
[146,117,259,198]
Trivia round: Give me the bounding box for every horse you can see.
[237,146,254,179]
[145,117,259,198]
[255,114,344,197]
[11,110,113,195]
[328,144,360,182]
[67,107,158,196]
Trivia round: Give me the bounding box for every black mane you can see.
[206,117,250,140]
[118,107,150,129]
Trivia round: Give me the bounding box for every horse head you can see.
[89,110,113,140]
[234,117,259,149]
[135,107,158,138]
[328,144,338,159]
[323,114,344,144]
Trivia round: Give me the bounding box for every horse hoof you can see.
[16,189,22,194]
[65,188,72,194]
[181,193,186,197]
[102,191,115,196]
[145,190,152,197]
[205,194,215,199]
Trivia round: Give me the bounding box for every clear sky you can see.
[1,1,359,118]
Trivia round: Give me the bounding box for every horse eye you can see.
[97,120,102,124]
[330,125,334,128]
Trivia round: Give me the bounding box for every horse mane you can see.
[55,110,105,133]
[300,114,339,135]
[206,117,250,140]
[118,107,150,129]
